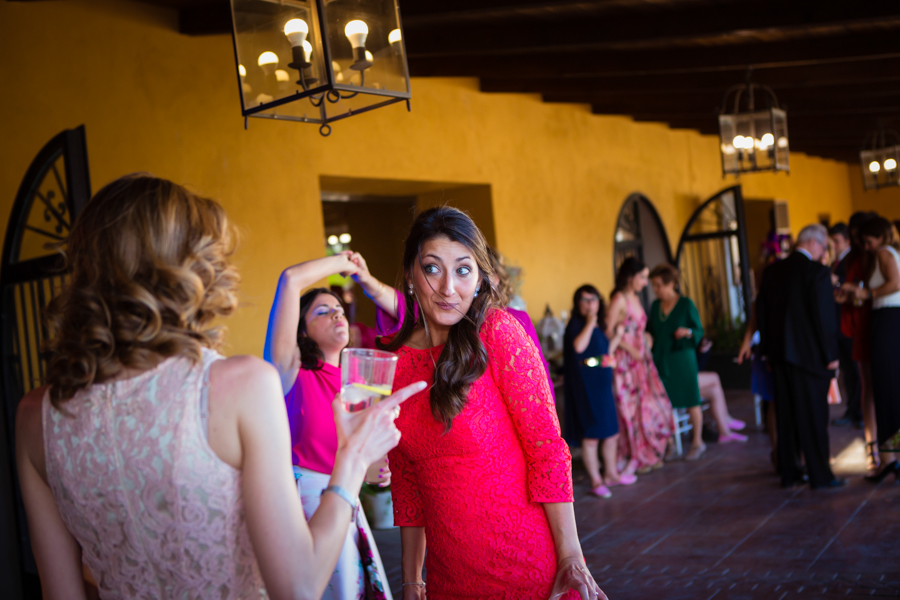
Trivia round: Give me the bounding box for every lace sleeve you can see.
[388,445,425,526]
[484,310,574,503]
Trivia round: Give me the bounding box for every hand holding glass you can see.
[341,348,398,413]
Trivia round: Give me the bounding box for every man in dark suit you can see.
[757,224,846,489]
[829,222,862,427]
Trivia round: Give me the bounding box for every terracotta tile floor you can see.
[372,391,900,598]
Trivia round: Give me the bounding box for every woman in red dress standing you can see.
[382,207,603,600]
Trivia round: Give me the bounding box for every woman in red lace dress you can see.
[383,207,604,600]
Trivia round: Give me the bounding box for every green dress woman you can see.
[647,265,705,459]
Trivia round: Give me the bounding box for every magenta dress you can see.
[613,297,674,469]
[388,310,575,599]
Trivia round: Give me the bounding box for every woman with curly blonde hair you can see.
[15,174,424,600]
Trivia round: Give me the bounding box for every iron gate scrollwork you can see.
[0,126,90,598]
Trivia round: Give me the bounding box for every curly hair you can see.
[381,206,498,431]
[44,174,240,408]
[486,246,512,307]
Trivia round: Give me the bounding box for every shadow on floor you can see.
[372,390,900,599]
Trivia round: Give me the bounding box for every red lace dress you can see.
[388,310,575,600]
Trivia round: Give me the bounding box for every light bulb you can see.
[733,135,746,149]
[327,235,339,245]
[302,40,313,63]
[344,20,368,48]
[760,133,774,148]
[869,161,881,173]
[258,51,279,75]
[885,158,898,171]
[256,93,273,105]
[389,29,402,44]
[284,19,308,47]
[365,50,374,62]
[275,69,290,82]
[239,64,247,77]
[339,233,351,244]
[258,51,278,67]
[777,136,789,149]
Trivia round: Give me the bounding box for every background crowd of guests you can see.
[740,214,900,489]
[562,258,747,499]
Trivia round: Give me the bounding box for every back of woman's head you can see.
[571,284,605,323]
[859,216,897,249]
[649,263,680,292]
[385,205,497,430]
[614,256,646,295]
[45,174,240,407]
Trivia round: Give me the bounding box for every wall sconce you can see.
[860,122,900,191]
[718,69,789,175]
[229,0,411,136]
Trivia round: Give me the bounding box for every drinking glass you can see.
[340,348,398,413]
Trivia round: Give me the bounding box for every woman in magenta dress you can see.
[606,257,674,474]
[264,253,395,599]
[371,207,603,600]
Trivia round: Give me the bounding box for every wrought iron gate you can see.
[0,126,90,598]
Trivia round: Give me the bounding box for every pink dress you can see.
[42,348,267,599]
[389,310,575,600]
[613,297,674,469]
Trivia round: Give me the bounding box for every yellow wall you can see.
[848,168,900,221]
[0,0,859,357]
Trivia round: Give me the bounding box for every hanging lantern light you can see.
[229,0,411,136]
[718,69,789,176]
[859,122,900,191]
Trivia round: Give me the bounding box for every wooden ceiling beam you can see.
[408,31,900,78]
[547,85,900,115]
[404,2,900,58]
[178,3,231,36]
[478,59,900,97]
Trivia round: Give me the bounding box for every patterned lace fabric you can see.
[42,348,267,600]
[388,309,575,600]
[613,299,673,469]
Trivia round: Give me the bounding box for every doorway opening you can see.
[613,193,672,310]
[319,176,495,328]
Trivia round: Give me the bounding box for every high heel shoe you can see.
[866,441,880,472]
[865,460,900,483]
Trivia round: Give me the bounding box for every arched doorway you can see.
[613,193,672,310]
[675,186,752,354]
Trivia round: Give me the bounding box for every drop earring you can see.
[474,287,479,298]
[408,283,414,295]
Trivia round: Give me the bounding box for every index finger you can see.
[379,381,427,412]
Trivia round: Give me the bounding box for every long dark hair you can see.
[382,206,498,430]
[860,216,900,282]
[571,284,605,325]
[613,256,646,297]
[297,287,344,371]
